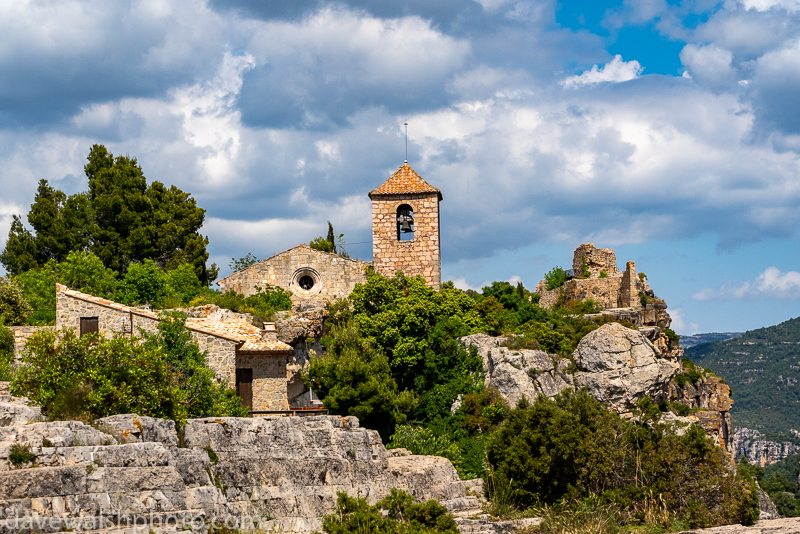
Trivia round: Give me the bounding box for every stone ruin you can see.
[536,243,670,330]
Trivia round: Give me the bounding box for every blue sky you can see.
[1,0,799,335]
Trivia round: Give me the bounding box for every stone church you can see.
[217,162,443,298]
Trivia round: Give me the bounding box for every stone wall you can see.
[10,326,55,362]
[372,193,441,289]
[236,355,288,411]
[572,243,618,277]
[217,244,369,302]
[56,287,238,391]
[0,403,479,534]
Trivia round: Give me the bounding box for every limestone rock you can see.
[573,323,678,413]
[678,517,800,533]
[94,414,178,447]
[757,482,781,520]
[460,334,574,406]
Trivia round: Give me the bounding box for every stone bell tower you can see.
[369,163,442,289]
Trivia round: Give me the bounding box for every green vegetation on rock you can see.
[320,489,459,534]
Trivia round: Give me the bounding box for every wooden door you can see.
[236,368,253,412]
[80,317,99,336]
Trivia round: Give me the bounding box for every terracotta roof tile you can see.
[368,163,442,201]
[56,284,291,353]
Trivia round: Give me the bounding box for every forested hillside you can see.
[686,316,800,438]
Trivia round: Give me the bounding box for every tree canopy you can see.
[1,145,218,284]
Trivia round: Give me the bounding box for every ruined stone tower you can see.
[369,163,442,289]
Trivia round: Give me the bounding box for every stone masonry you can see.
[217,244,370,302]
[370,164,442,289]
[572,243,619,277]
[55,285,291,411]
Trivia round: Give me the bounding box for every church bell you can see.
[400,219,413,233]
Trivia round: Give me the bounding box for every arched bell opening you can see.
[396,204,414,241]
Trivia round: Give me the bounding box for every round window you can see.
[299,275,315,290]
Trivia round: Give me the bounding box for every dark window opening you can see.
[299,275,315,290]
[397,204,414,241]
[236,368,253,411]
[80,317,99,336]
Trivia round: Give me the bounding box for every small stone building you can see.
[217,244,370,301]
[370,163,442,289]
[55,284,292,411]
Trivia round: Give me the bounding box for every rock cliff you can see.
[462,323,679,416]
[0,393,480,533]
[733,428,800,466]
[462,322,734,449]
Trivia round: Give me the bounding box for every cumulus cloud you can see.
[668,307,700,335]
[562,55,643,87]
[692,267,800,300]
[680,44,736,92]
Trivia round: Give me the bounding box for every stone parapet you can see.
[572,243,619,277]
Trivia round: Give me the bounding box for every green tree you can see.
[305,319,417,441]
[544,266,567,290]
[115,260,168,306]
[164,263,203,305]
[13,251,117,325]
[229,253,259,272]
[11,329,180,422]
[1,145,217,285]
[141,313,248,418]
[310,221,339,254]
[0,278,32,326]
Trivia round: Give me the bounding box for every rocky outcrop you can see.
[573,323,679,414]
[0,396,479,533]
[669,364,735,452]
[461,323,679,416]
[733,428,800,466]
[757,482,781,520]
[275,301,328,407]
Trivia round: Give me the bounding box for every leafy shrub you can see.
[12,329,179,422]
[638,272,647,281]
[0,320,13,381]
[9,444,35,467]
[485,389,759,528]
[598,270,609,279]
[0,277,32,326]
[320,490,459,534]
[388,426,464,474]
[639,292,649,307]
[461,387,507,434]
[663,328,680,344]
[544,267,567,291]
[115,260,168,306]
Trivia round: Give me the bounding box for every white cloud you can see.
[692,267,800,301]
[740,0,800,12]
[679,44,736,92]
[668,307,700,335]
[562,55,643,87]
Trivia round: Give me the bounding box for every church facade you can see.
[218,163,443,299]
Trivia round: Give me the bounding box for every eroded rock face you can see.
[733,428,800,466]
[460,334,574,407]
[573,323,679,414]
[669,364,736,452]
[462,323,679,416]
[0,402,477,533]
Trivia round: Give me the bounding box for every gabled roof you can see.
[56,284,291,353]
[368,163,443,201]
[216,243,370,284]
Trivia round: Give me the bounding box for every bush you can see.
[115,260,168,306]
[8,444,35,467]
[12,329,180,423]
[544,267,567,291]
[0,320,13,380]
[320,490,459,534]
[0,277,32,326]
[485,389,759,528]
[663,328,680,344]
[388,425,464,475]
[598,270,608,279]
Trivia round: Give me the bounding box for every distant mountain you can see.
[685,316,800,438]
[679,332,743,349]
